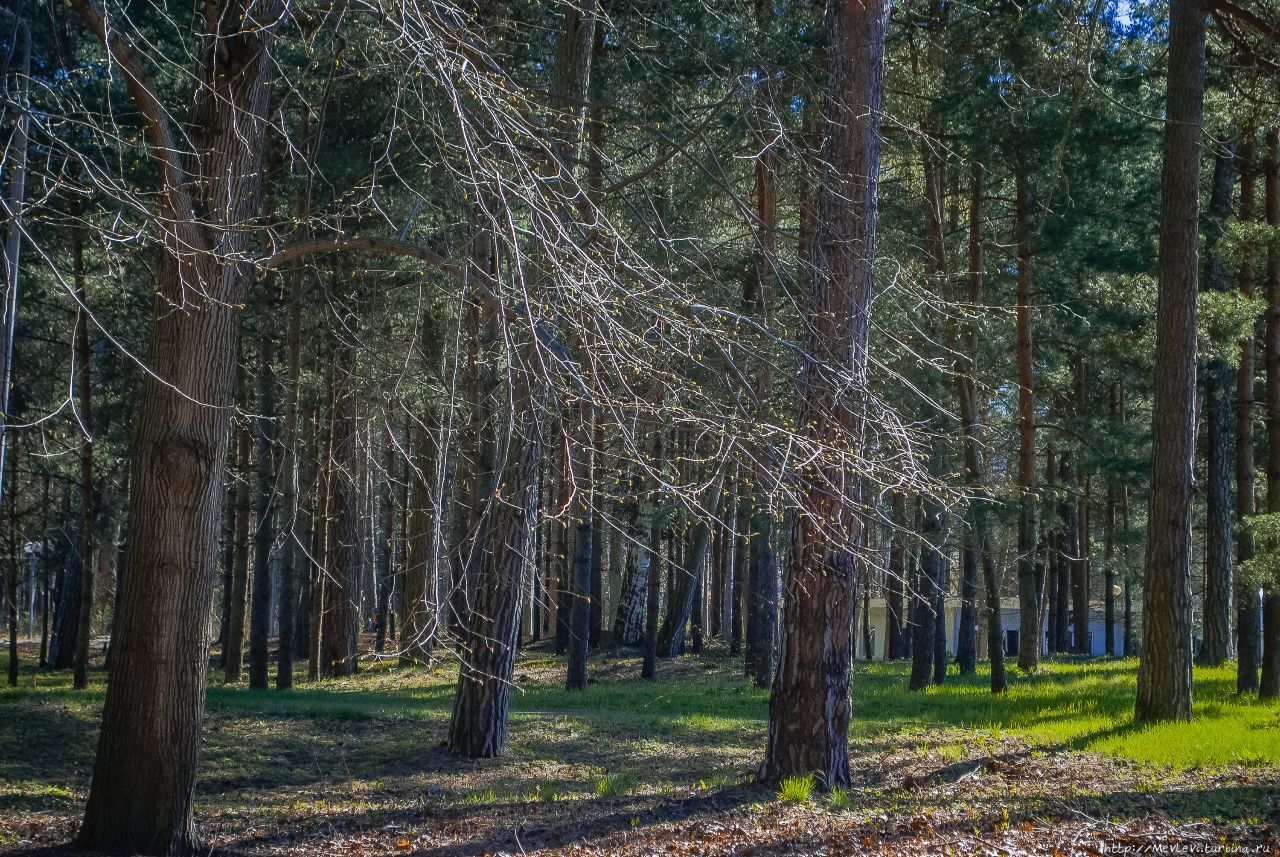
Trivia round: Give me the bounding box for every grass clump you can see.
[777,774,814,804]
[595,771,637,798]
[825,786,852,810]
[461,786,496,805]
[530,781,562,803]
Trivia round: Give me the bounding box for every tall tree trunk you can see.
[307,406,330,681]
[590,424,605,647]
[744,505,776,686]
[5,452,15,687]
[566,413,594,690]
[0,22,28,673]
[401,419,439,665]
[1136,0,1203,722]
[761,0,888,788]
[275,156,309,690]
[1015,165,1040,672]
[960,162,1000,688]
[448,397,544,757]
[910,497,938,691]
[1105,392,1118,659]
[1059,451,1083,653]
[1122,479,1135,657]
[982,539,1006,692]
[374,427,394,654]
[730,496,747,657]
[71,5,278,841]
[248,309,276,689]
[38,471,49,668]
[611,463,650,645]
[932,549,947,684]
[72,208,95,691]
[1237,140,1262,693]
[1262,129,1280,701]
[320,377,359,679]
[1200,142,1237,667]
[886,494,906,661]
[641,422,664,680]
[224,404,251,684]
[740,0,781,677]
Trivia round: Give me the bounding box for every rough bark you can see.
[71,0,279,842]
[910,501,938,691]
[565,418,594,690]
[761,0,887,789]
[982,538,1006,693]
[447,399,543,757]
[1200,142,1237,667]
[611,464,650,645]
[1136,0,1203,723]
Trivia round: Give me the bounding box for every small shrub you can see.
[777,774,814,804]
[595,771,637,798]
[826,786,851,810]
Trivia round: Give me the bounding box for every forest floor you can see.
[1,641,1278,856]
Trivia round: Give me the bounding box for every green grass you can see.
[1,647,1277,846]
[2,654,1277,770]
[595,770,638,798]
[826,785,852,810]
[778,773,815,803]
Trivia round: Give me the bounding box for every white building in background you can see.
[855,597,1127,661]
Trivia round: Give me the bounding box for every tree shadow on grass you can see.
[211,783,763,856]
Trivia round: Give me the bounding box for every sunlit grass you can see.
[778,773,815,803]
[2,646,1278,833]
